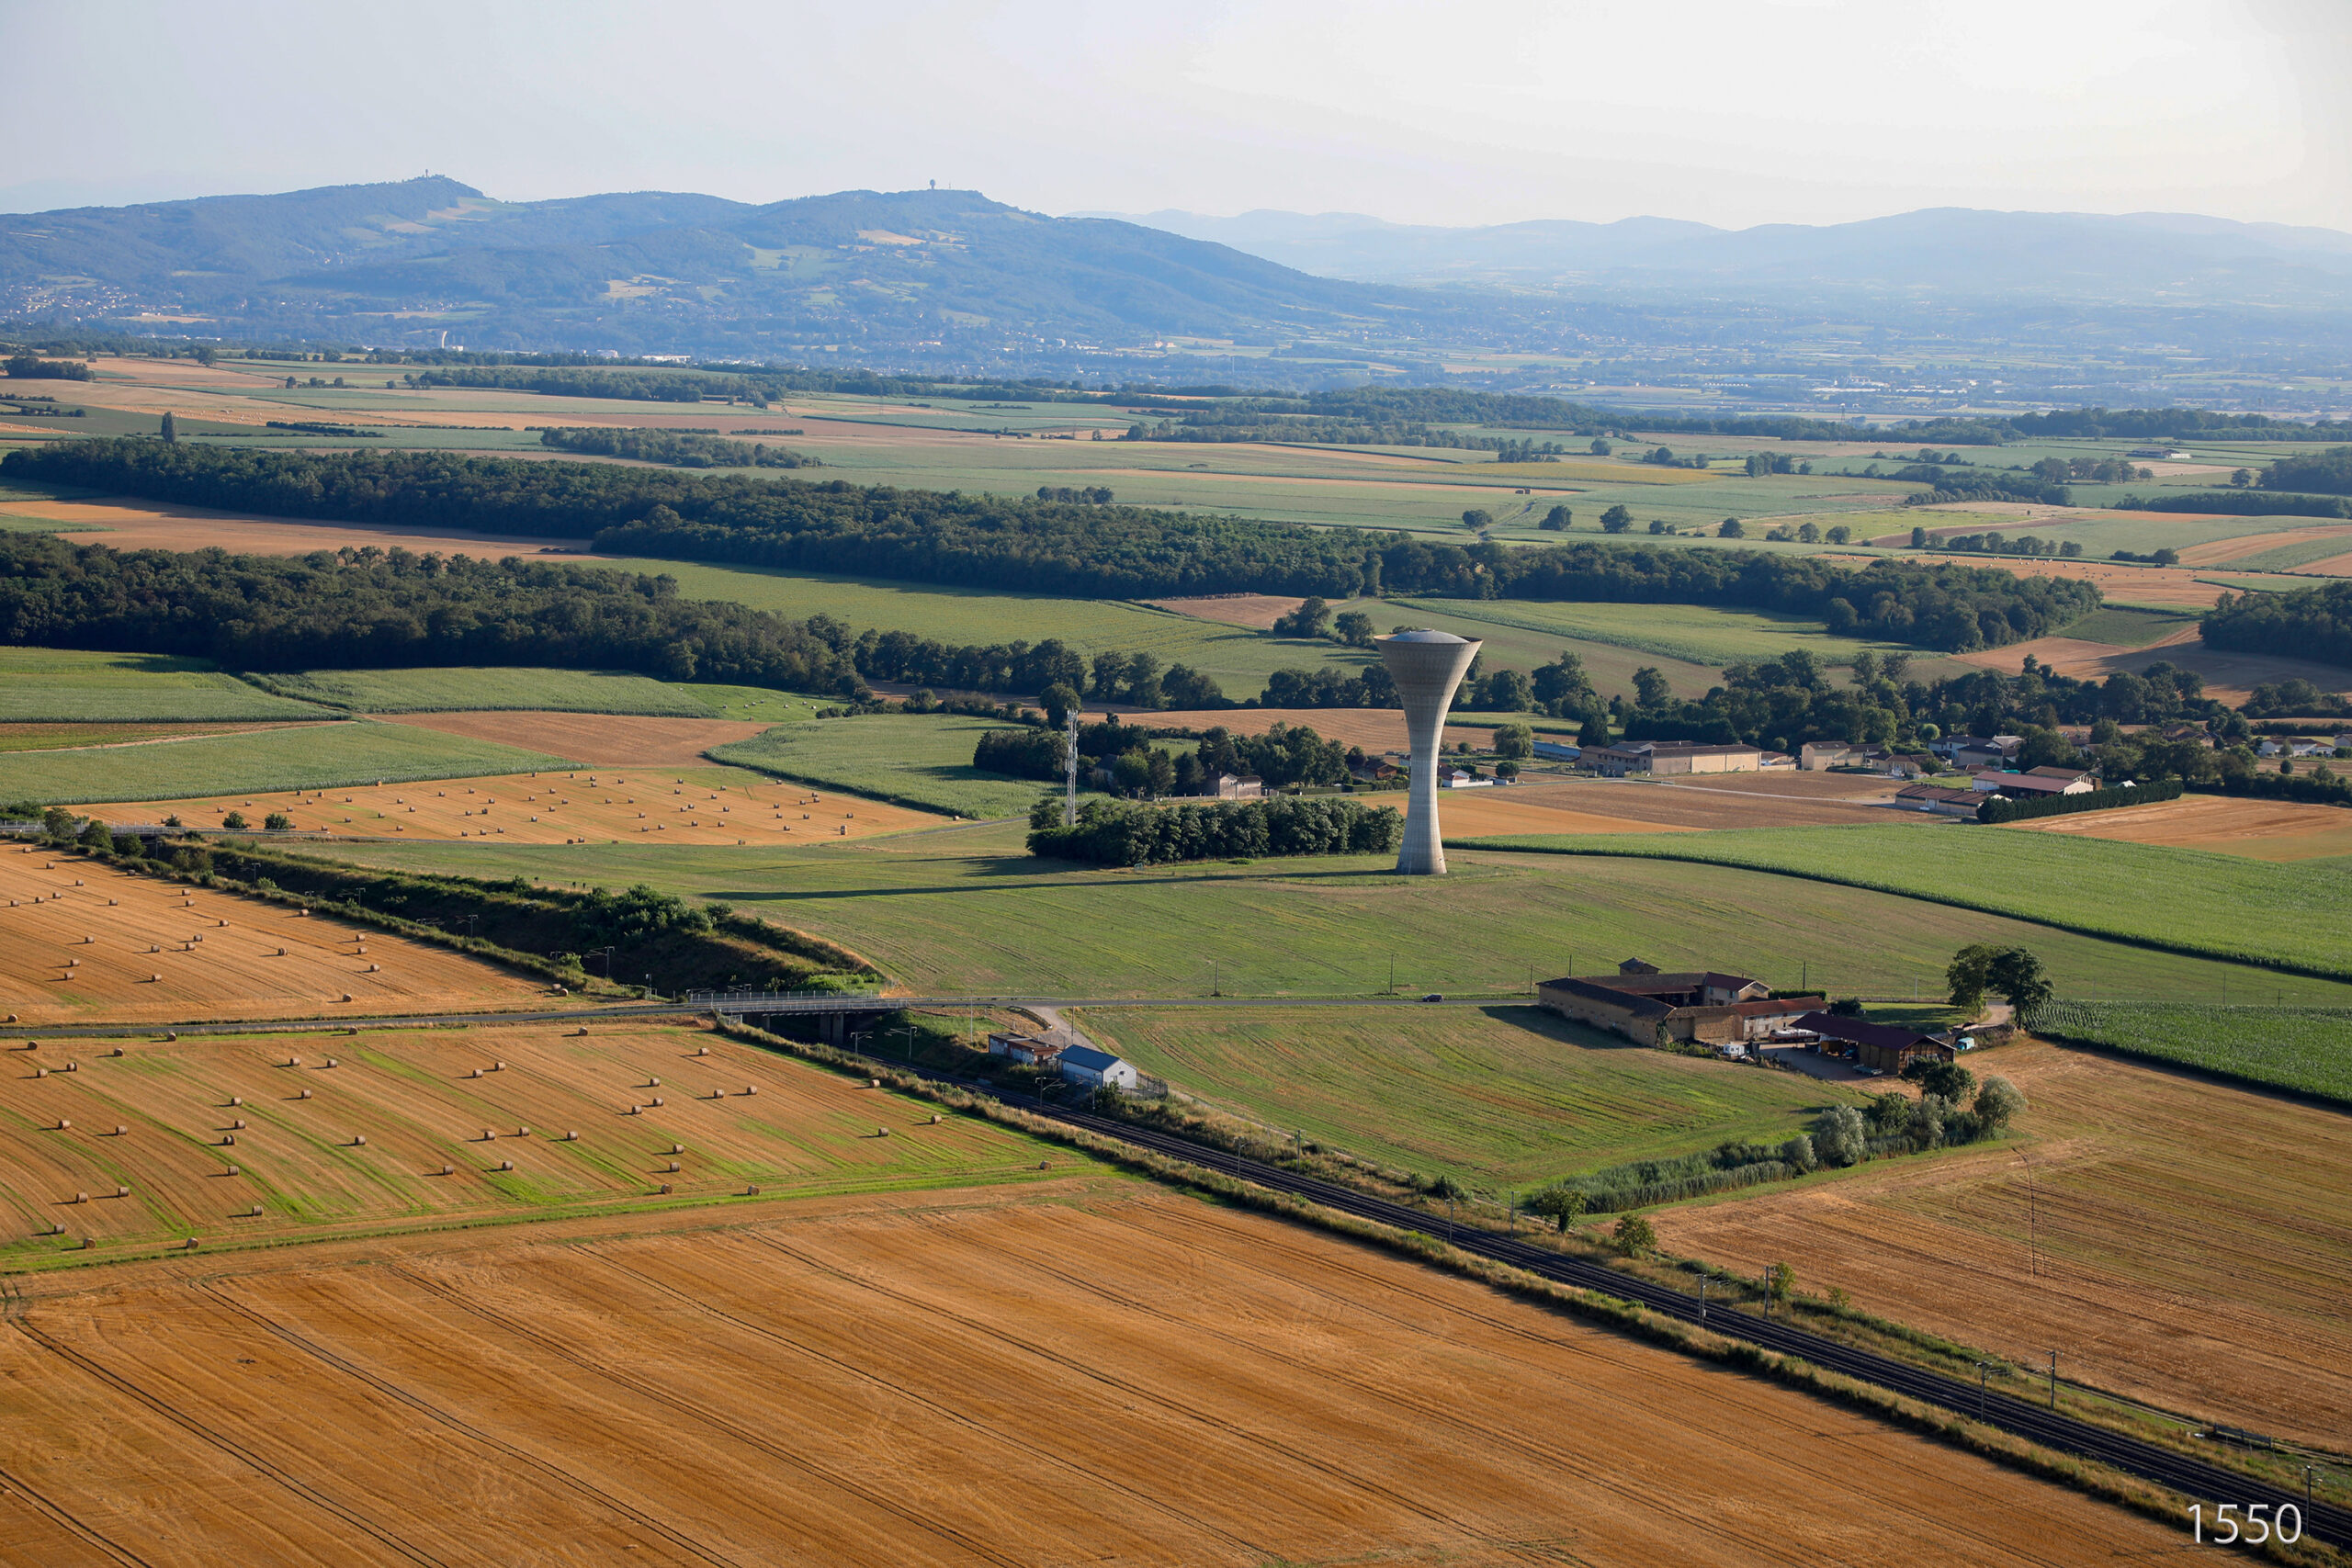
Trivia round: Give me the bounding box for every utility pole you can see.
[1974,1361,1991,1420]
[1063,707,1080,827]
[2049,1350,2057,1410]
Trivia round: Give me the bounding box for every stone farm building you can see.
[1797,1012,1957,1074]
[1582,740,1762,778]
[1535,959,1824,1046]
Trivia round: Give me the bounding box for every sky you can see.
[3,0,2348,231]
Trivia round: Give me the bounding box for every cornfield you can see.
[2028,999,2352,1107]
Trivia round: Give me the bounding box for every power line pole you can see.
[1063,706,1080,827]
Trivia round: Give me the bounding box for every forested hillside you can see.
[2203,581,2352,670]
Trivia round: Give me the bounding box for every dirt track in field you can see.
[379,710,771,765]
[1655,1040,2352,1447]
[0,1021,1043,1257]
[0,1186,2177,1566]
[2007,793,2352,861]
[78,768,944,846]
[0,852,548,1025]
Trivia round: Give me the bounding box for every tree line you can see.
[539,426,819,468]
[4,441,2098,651]
[1024,793,1398,866]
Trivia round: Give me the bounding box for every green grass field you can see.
[710,715,1047,818]
[1455,826,2352,982]
[249,666,729,716]
[1080,1004,1860,1188]
[1392,597,1953,671]
[0,720,574,804]
[2028,999,2352,1105]
[0,649,335,722]
[298,824,2352,1011]
[2050,605,2203,648]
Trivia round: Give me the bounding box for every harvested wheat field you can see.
[1143,592,1304,628]
[0,493,591,558]
[0,1022,1050,1263]
[1654,1039,2352,1447]
[1474,777,1923,831]
[2177,525,2352,568]
[1958,627,2351,706]
[0,1186,2177,1567]
[77,767,943,845]
[1426,788,1688,838]
[0,852,547,1025]
[2009,793,2352,862]
[380,710,772,766]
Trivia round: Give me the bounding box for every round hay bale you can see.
[229,1096,242,1107]
[232,1118,245,1130]
[352,1134,366,1146]
[163,1032,175,1043]
[33,1066,45,1078]
[250,1204,264,1216]
[646,1076,660,1088]
[440,1164,453,1175]
[744,1085,758,1096]
[368,964,379,973]
[743,1184,760,1196]
[55,1117,68,1130]
[226,1165,239,1176]
[695,1045,708,1057]
[185,1237,198,1250]
[876,1126,888,1137]
[498,1160,514,1171]
[481,1128,495,1141]
[338,994,352,1003]
[115,1185,127,1197]
[515,1124,530,1136]
[47,1222,62,1235]
[658,1183,673,1195]
[492,1061,504,1072]
[670,1144,684,1155]
[324,1057,337,1067]
[62,1062,74,1072]
[287,1055,300,1066]
[111,1047,124,1057]
[469,1067,482,1078]
[666,1160,680,1172]
[74,1191,86,1203]
[650,1096,663,1108]
[220,1134,234,1145]
[112,1124,126,1135]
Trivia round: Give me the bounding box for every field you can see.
[1457,823,2352,981]
[250,667,732,716]
[1081,1004,1857,1187]
[1436,775,1919,832]
[379,709,772,765]
[1655,1039,2352,1449]
[308,823,2352,1011]
[0,719,574,804]
[0,648,333,722]
[2028,998,2352,1103]
[0,1021,1056,1261]
[1388,595,1964,673]
[710,714,1050,818]
[0,852,550,1025]
[2010,793,2352,863]
[0,1181,2180,1567]
[0,489,596,556]
[76,764,944,845]
[1956,626,2352,706]
[0,721,291,753]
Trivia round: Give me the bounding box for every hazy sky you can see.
[4,0,2348,230]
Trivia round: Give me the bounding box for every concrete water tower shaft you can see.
[1375,628,1481,875]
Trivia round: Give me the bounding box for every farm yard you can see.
[0,1182,2182,1567]
[74,765,944,845]
[1654,1039,2352,1450]
[0,852,549,1025]
[0,1021,1051,1263]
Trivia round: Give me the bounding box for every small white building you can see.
[986,1032,1063,1067]
[1057,1044,1138,1092]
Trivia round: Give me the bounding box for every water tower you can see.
[1376,629,1481,874]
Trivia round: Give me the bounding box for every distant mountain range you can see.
[1099,206,2352,302]
[0,177,1408,363]
[6,177,2352,400]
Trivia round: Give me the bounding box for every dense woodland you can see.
[2119,489,2352,518]
[2261,446,2352,496]
[2202,581,2352,670]
[1025,793,1399,866]
[538,426,818,468]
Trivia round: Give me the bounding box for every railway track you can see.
[1012,1092,2351,1551]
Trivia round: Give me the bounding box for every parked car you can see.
[1420,992,1443,1003]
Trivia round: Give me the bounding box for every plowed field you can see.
[2009,794,2352,862]
[0,852,546,1025]
[0,1188,2177,1566]
[0,1021,1051,1262]
[1654,1040,2352,1446]
[77,768,943,844]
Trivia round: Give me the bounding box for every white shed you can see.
[1057,1044,1138,1092]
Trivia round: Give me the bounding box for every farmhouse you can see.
[1531,739,1582,762]
[1942,735,2023,769]
[1213,773,1265,799]
[1057,1044,1138,1091]
[1536,960,1824,1046]
[1797,1012,1956,1074]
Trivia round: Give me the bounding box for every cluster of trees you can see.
[2203,581,2352,671]
[1974,777,2183,825]
[1742,452,1806,476]
[539,427,817,468]
[1761,520,1854,544]
[0,532,856,687]
[972,726,1065,781]
[5,355,93,380]
[1927,531,2085,558]
[1267,597,1375,646]
[1617,647,2226,756]
[2002,407,2350,442]
[1809,1068,2024,1167]
[1902,471,2072,506]
[2260,446,2352,496]
[2030,455,2151,483]
[1025,793,1398,866]
[411,366,763,403]
[1118,406,1568,458]
[2116,489,2352,519]
[1035,484,1114,503]
[2244,678,2349,718]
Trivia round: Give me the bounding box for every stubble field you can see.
[0,851,548,1026]
[2009,793,2352,862]
[0,1021,1053,1264]
[1653,1040,2352,1448]
[0,1183,2181,1567]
